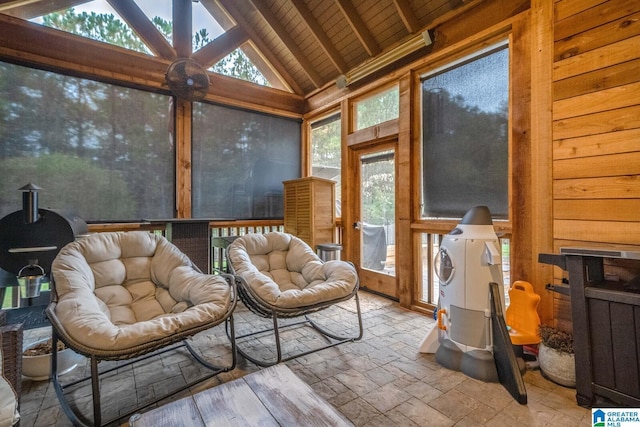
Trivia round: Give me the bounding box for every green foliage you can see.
[43,10,152,53]
[539,325,574,354]
[193,27,268,85]
[41,8,267,86]
[310,117,342,204]
[356,88,399,129]
[212,49,269,86]
[361,157,394,225]
[311,119,341,169]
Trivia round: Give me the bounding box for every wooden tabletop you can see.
[129,364,353,426]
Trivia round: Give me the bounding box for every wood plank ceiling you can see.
[0,0,470,98]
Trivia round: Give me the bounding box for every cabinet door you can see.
[284,177,336,249]
[295,183,312,244]
[312,182,336,246]
[284,184,299,235]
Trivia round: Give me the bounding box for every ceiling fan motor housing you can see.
[166,58,210,101]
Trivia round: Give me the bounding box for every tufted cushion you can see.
[228,232,358,308]
[52,231,231,351]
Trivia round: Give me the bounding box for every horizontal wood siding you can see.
[552,0,640,329]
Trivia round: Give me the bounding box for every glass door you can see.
[353,144,397,298]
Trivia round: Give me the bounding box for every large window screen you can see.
[192,103,300,219]
[421,44,509,219]
[0,61,174,221]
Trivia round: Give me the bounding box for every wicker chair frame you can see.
[227,255,363,368]
[46,273,239,427]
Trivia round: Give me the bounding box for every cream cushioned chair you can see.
[227,232,362,366]
[47,231,237,427]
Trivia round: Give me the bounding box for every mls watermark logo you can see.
[593,408,640,427]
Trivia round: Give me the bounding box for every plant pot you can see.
[538,342,576,388]
[22,338,84,381]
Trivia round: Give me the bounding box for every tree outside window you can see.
[311,114,342,216]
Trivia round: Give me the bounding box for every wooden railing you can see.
[414,230,512,314]
[87,219,345,274]
[210,219,284,273]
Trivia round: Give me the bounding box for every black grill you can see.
[0,184,87,328]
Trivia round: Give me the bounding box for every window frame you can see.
[412,36,514,311]
[352,84,400,131]
[308,110,343,219]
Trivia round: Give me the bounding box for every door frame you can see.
[344,138,398,299]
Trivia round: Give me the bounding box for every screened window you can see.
[355,86,399,130]
[0,61,175,221]
[310,113,341,216]
[192,103,301,219]
[421,43,509,219]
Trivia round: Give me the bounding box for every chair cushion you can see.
[52,231,232,351]
[228,232,358,308]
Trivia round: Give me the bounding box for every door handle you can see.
[353,221,362,230]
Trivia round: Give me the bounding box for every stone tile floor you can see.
[18,291,591,426]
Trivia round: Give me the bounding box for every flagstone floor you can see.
[17,291,591,426]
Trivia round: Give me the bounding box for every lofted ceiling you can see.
[0,0,474,98]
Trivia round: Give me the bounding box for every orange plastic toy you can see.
[505,280,541,345]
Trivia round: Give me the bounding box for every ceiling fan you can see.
[165,58,210,101]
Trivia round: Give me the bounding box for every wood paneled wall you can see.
[551,0,640,330]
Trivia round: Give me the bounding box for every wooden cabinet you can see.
[283,177,336,250]
[539,248,640,407]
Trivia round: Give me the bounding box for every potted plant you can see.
[538,325,575,387]
[22,338,83,381]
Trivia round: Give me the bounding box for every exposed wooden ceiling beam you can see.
[246,0,323,90]
[392,0,420,33]
[207,71,304,115]
[0,0,88,19]
[0,13,304,114]
[217,0,303,94]
[107,0,176,60]
[199,0,290,92]
[240,40,289,92]
[334,0,380,57]
[191,25,248,69]
[289,0,348,74]
[0,13,169,85]
[199,0,235,30]
[0,0,39,8]
[172,0,191,58]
